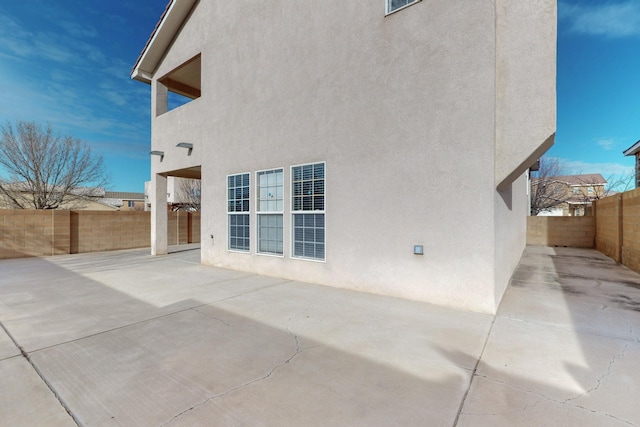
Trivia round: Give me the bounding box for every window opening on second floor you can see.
[386,0,421,15]
[156,54,201,115]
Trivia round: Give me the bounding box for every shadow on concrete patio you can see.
[0,248,491,426]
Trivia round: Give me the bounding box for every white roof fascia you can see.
[623,140,640,157]
[131,0,197,84]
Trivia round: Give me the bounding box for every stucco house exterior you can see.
[132,0,556,314]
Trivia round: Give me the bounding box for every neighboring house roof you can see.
[89,198,121,210]
[0,182,106,196]
[531,174,608,206]
[552,174,607,186]
[623,140,640,156]
[131,0,198,83]
[532,174,607,186]
[105,192,145,200]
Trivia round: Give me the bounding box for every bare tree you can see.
[529,156,568,216]
[175,178,201,211]
[0,121,108,209]
[599,173,634,197]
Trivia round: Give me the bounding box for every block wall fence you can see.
[526,216,595,248]
[592,188,640,273]
[0,210,200,260]
[527,187,640,276]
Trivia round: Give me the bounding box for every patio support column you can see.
[151,173,168,255]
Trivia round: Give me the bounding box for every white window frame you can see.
[256,168,285,257]
[227,172,251,253]
[291,162,326,262]
[385,0,421,15]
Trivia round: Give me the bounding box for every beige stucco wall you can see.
[148,0,556,313]
[495,0,557,189]
[494,173,529,308]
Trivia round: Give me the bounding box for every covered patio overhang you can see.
[151,166,201,256]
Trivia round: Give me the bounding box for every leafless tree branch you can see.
[0,121,109,209]
[174,178,201,212]
[530,157,568,216]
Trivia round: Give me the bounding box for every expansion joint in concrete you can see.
[452,313,498,426]
[0,320,81,427]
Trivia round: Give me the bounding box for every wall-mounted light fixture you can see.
[150,150,165,159]
[176,142,193,155]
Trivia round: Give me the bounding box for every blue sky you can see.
[555,0,640,182]
[0,1,639,191]
[0,0,167,192]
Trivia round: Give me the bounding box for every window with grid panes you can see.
[257,169,284,255]
[292,163,325,260]
[386,0,420,14]
[227,173,250,251]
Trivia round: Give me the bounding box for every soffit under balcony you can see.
[159,55,201,99]
[163,166,201,180]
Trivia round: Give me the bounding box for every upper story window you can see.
[386,0,421,14]
[156,54,201,116]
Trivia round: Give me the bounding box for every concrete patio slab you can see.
[0,356,75,426]
[0,249,288,353]
[459,246,640,426]
[1,245,639,426]
[0,325,19,360]
[0,247,492,426]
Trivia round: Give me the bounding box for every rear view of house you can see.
[132,0,556,313]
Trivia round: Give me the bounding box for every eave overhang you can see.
[623,140,640,157]
[130,0,198,84]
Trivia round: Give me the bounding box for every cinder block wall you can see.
[168,211,189,245]
[594,194,622,262]
[70,211,151,254]
[527,216,595,248]
[189,212,201,244]
[0,210,71,259]
[1,210,201,259]
[621,189,640,272]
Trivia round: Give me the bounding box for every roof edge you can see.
[131,0,198,84]
[623,139,640,157]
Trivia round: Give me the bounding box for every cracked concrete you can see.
[1,245,639,425]
[458,246,640,427]
[160,330,308,427]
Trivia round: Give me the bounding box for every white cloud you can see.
[560,1,640,37]
[58,21,98,39]
[33,34,77,63]
[596,138,616,151]
[562,159,634,177]
[0,15,35,58]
